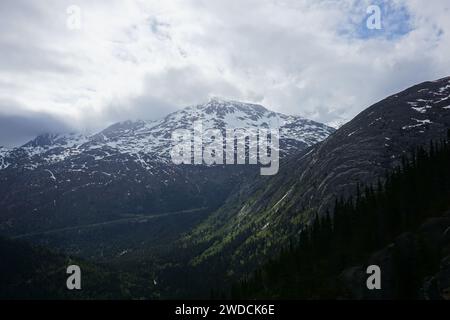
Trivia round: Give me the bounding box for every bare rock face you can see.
[291,76,450,214]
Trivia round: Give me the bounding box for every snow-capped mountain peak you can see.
[22,133,88,150]
[0,100,335,171]
[198,97,271,115]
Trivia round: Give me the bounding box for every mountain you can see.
[0,98,334,261]
[185,76,450,278]
[1,77,449,299]
[0,146,8,170]
[0,98,332,171]
[233,138,450,299]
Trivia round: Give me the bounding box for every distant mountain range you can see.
[1,77,449,299]
[0,98,333,169]
[0,98,334,259]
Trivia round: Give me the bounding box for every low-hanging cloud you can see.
[0,101,73,147]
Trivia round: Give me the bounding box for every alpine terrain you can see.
[1,77,450,299]
[0,98,333,263]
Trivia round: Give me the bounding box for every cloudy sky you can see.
[0,0,449,146]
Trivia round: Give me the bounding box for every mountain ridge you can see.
[0,98,334,170]
[1,78,450,299]
[0,99,334,261]
[184,76,450,277]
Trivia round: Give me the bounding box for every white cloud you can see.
[0,0,450,145]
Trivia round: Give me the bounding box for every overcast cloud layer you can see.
[0,0,449,146]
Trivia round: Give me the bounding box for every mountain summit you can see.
[0,99,334,170]
[0,100,334,254]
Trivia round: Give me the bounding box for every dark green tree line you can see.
[232,130,450,299]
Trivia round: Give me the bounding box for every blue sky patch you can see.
[342,0,413,40]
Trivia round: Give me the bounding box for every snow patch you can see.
[402,118,433,130]
[45,169,57,181]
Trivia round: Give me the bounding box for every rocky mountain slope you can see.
[186,76,450,275]
[0,98,332,171]
[232,138,450,299]
[0,98,333,259]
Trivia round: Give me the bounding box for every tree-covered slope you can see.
[0,236,155,299]
[233,134,450,299]
[185,77,450,279]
